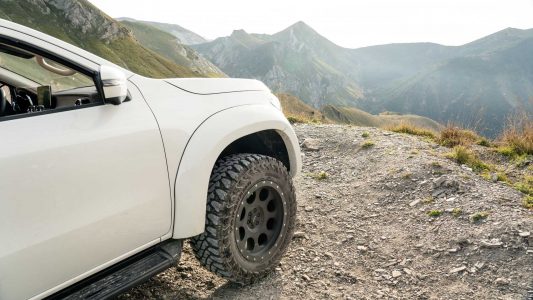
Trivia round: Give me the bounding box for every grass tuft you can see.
[496,172,509,183]
[311,171,329,180]
[362,141,375,149]
[523,195,533,209]
[477,138,491,147]
[496,114,533,157]
[427,210,443,217]
[437,124,484,147]
[362,131,370,138]
[286,115,322,124]
[452,208,463,217]
[514,175,533,196]
[423,196,434,204]
[386,122,436,139]
[445,146,491,172]
[470,211,489,222]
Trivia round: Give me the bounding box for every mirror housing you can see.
[100,65,129,105]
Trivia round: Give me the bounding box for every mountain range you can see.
[1,1,531,136]
[192,22,533,136]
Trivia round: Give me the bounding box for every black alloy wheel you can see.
[191,154,297,284]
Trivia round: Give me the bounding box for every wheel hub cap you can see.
[247,207,264,229]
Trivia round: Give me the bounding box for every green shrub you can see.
[447,146,471,165]
[427,210,443,217]
[470,211,489,222]
[523,195,533,209]
[496,172,509,183]
[514,175,533,196]
[477,138,491,147]
[437,125,482,147]
[362,141,375,149]
[445,146,491,172]
[497,114,533,156]
[496,146,517,157]
[311,171,329,180]
[452,208,462,217]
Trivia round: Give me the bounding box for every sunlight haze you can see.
[88,0,533,48]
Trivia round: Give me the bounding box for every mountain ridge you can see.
[193,21,364,108]
[116,17,209,45]
[193,21,533,136]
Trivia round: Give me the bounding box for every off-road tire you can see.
[190,153,296,284]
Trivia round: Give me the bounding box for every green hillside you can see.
[322,105,442,132]
[119,20,224,77]
[0,0,198,78]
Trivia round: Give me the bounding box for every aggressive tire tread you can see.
[190,154,296,284]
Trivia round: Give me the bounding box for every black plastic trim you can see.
[44,239,183,300]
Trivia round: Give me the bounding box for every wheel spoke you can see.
[236,207,247,226]
[248,230,261,241]
[237,235,248,249]
[258,197,269,210]
[264,227,276,239]
[266,209,278,218]
[264,193,275,202]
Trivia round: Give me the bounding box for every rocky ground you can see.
[119,124,533,299]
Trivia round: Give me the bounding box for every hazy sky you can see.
[89,0,533,48]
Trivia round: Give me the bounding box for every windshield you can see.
[0,45,94,92]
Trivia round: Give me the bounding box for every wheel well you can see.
[217,130,290,171]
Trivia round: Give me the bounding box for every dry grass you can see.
[436,124,485,147]
[427,210,443,217]
[361,140,376,149]
[523,195,533,209]
[445,146,491,172]
[278,93,326,124]
[514,175,533,196]
[311,171,329,180]
[470,211,489,222]
[386,122,436,139]
[496,113,533,156]
[286,114,323,124]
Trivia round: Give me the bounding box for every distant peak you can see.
[274,20,333,44]
[287,20,313,31]
[494,27,523,35]
[503,27,520,31]
[231,29,249,37]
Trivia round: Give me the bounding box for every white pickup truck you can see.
[0,19,301,299]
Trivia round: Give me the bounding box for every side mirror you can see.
[100,65,129,105]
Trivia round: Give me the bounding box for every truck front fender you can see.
[172,104,301,239]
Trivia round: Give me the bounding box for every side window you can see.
[0,42,102,120]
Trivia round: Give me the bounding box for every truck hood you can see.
[165,78,270,95]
